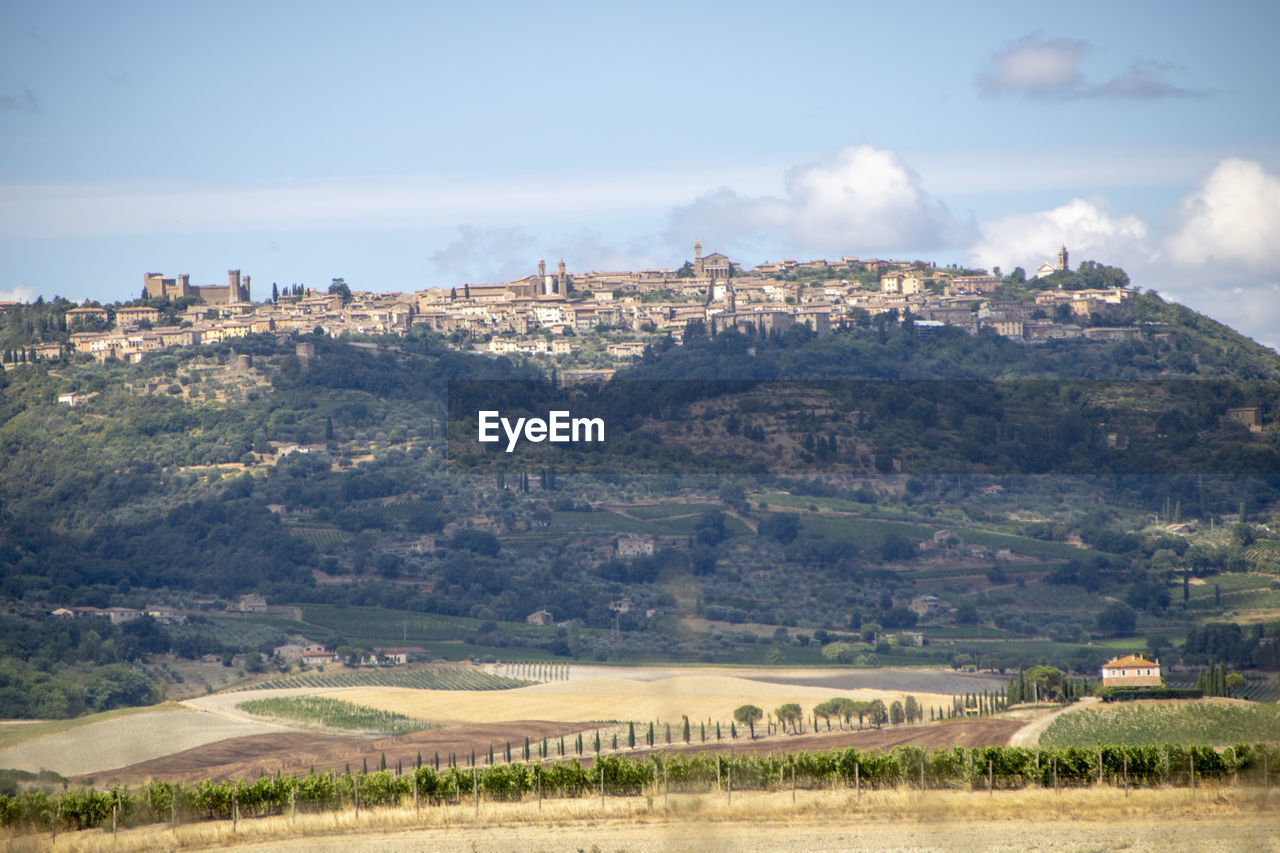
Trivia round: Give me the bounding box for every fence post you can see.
[792,763,796,804]
[354,775,360,818]
[1123,753,1128,797]
[1190,753,1195,796]
[232,793,238,833]
[473,766,479,815]
[172,794,177,831]
[855,762,860,801]
[727,763,732,806]
[663,761,668,808]
[413,774,419,813]
[537,765,542,811]
[112,803,117,840]
[600,765,605,807]
[988,759,993,796]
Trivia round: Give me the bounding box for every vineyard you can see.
[236,697,437,735]
[3,743,1277,839]
[240,668,530,692]
[285,527,350,547]
[1165,677,1280,704]
[347,499,445,528]
[1040,701,1280,747]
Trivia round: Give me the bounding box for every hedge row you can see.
[5,743,1278,835]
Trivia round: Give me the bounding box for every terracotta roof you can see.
[1101,654,1158,669]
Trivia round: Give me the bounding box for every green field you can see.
[1040,700,1280,747]
[236,695,437,735]
[551,509,751,537]
[791,514,1095,562]
[240,667,530,692]
[622,503,722,519]
[300,604,480,645]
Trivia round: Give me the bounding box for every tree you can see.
[903,694,920,723]
[328,278,352,302]
[758,514,800,544]
[1225,672,1246,697]
[1096,602,1137,636]
[867,699,888,728]
[821,641,857,664]
[889,700,905,725]
[733,704,763,738]
[774,702,802,733]
[1025,665,1066,702]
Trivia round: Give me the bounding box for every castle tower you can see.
[228,269,242,304]
[1058,245,1069,272]
[694,241,704,279]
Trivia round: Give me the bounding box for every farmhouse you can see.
[372,646,431,664]
[1100,654,1161,687]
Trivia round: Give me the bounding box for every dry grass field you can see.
[7,786,1276,852]
[0,704,291,777]
[319,674,955,727]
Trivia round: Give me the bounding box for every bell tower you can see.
[694,241,704,279]
[1058,245,1069,272]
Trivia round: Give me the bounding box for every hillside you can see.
[2,294,1280,717]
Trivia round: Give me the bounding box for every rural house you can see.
[1100,654,1161,687]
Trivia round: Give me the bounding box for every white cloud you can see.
[428,226,537,285]
[976,33,1202,100]
[968,198,1149,275]
[0,284,37,303]
[1165,158,1280,268]
[547,230,663,274]
[666,145,968,258]
[976,34,1087,98]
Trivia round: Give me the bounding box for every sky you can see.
[2,1,1279,347]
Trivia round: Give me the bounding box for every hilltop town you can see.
[3,244,1144,371]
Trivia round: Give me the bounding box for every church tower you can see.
[557,260,567,294]
[537,258,547,297]
[694,241,704,279]
[1058,245,1069,272]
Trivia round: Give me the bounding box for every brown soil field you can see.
[81,716,1020,786]
[82,720,602,785]
[617,717,1022,762]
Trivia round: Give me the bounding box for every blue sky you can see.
[3,1,1279,346]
